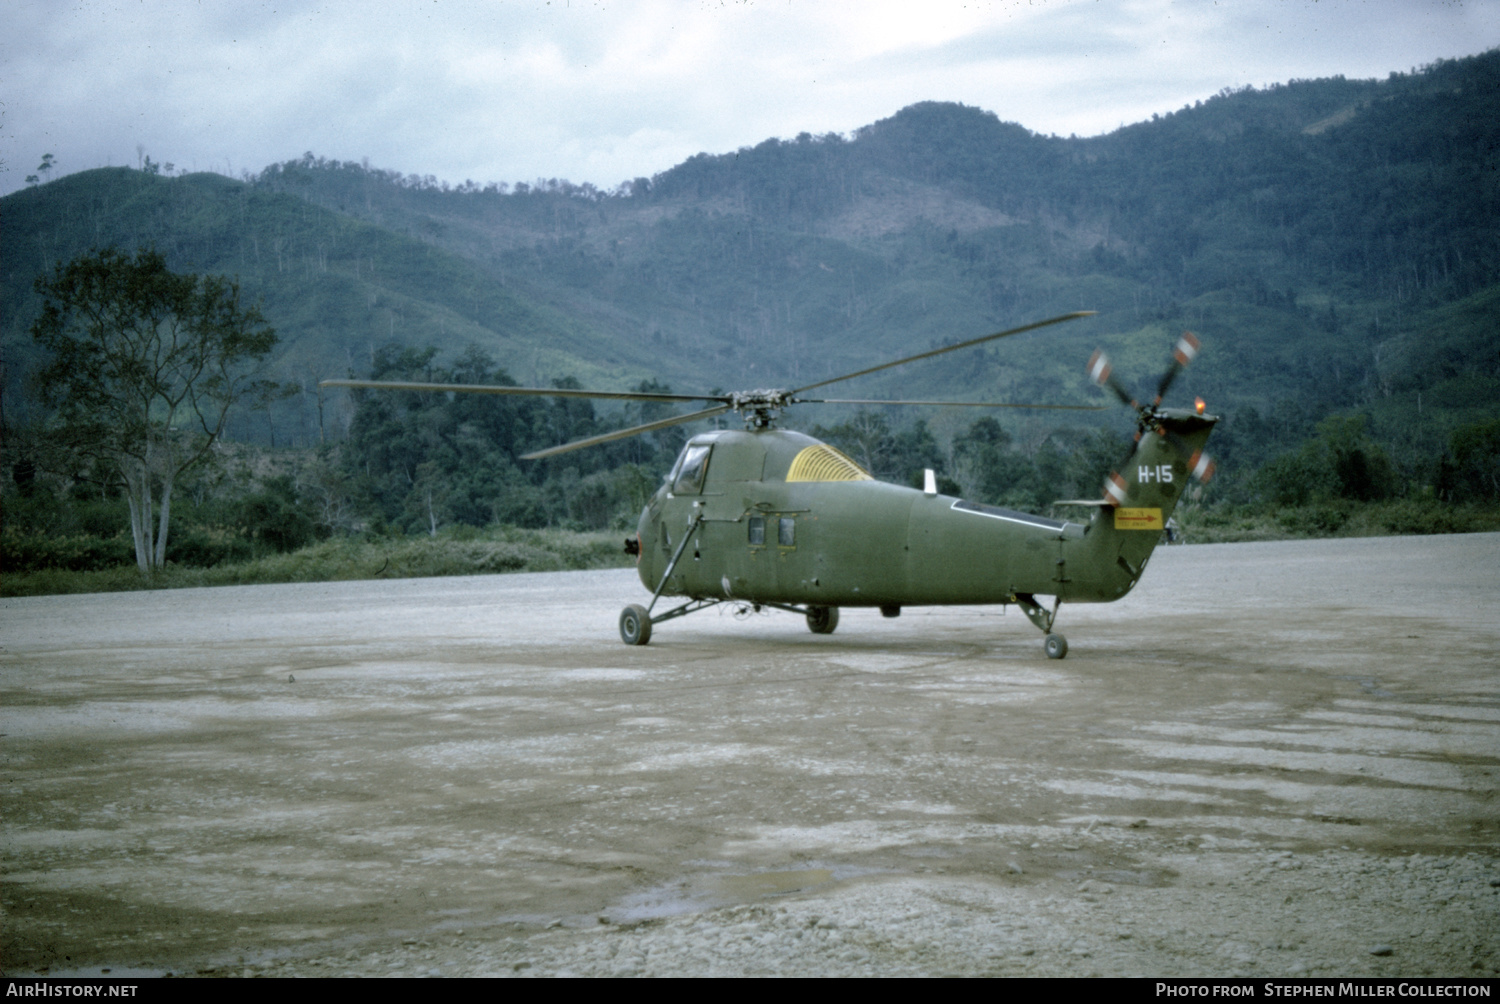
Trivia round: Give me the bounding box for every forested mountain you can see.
[4,50,1498,532]
[0,170,640,446]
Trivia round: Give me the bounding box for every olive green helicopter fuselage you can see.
[628,410,1216,654]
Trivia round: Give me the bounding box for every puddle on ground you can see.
[1055,867,1174,887]
[720,868,834,897]
[608,865,851,922]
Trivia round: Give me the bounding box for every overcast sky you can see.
[3,0,1498,197]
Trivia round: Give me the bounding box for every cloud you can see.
[2,0,1497,195]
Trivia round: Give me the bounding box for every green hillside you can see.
[236,52,1500,436]
[0,169,655,444]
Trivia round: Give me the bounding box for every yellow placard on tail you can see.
[1114,507,1164,531]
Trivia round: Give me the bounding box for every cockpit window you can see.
[671,444,712,494]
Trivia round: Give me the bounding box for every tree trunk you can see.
[125,485,149,574]
[124,462,155,574]
[123,452,177,574]
[153,467,175,568]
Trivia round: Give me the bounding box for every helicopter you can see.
[324,311,1217,658]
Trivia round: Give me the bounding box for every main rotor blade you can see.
[320,379,728,405]
[519,405,732,460]
[788,311,1096,396]
[798,398,1107,411]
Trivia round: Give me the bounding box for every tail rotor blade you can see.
[1172,331,1201,367]
[1151,331,1200,406]
[1088,350,1138,409]
[1102,471,1129,507]
[1102,429,1144,507]
[1189,449,1216,483]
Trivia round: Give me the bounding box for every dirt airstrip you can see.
[2,534,1497,977]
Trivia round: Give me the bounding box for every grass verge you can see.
[1174,500,1500,544]
[1,527,635,598]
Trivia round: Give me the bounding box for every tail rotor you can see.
[1089,332,1215,506]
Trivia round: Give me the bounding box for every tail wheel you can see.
[619,604,652,646]
[806,605,839,635]
[1044,633,1068,660]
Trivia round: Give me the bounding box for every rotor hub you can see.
[729,389,794,429]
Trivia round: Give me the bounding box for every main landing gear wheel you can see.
[806,605,839,635]
[619,604,652,646]
[1044,633,1068,660]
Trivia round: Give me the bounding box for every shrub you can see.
[165,524,256,567]
[0,527,134,572]
[1376,501,1470,535]
[1277,503,1350,535]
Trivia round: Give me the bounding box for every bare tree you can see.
[30,247,278,573]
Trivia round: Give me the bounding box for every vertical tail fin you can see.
[1065,410,1217,600]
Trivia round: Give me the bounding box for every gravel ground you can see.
[2,534,1497,978]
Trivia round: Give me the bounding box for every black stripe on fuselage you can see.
[950,499,1067,532]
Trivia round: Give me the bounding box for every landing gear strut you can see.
[617,598,842,645]
[621,512,704,645]
[621,513,843,645]
[1015,592,1068,659]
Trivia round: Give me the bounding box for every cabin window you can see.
[747,516,765,546]
[778,517,796,547]
[672,444,712,495]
